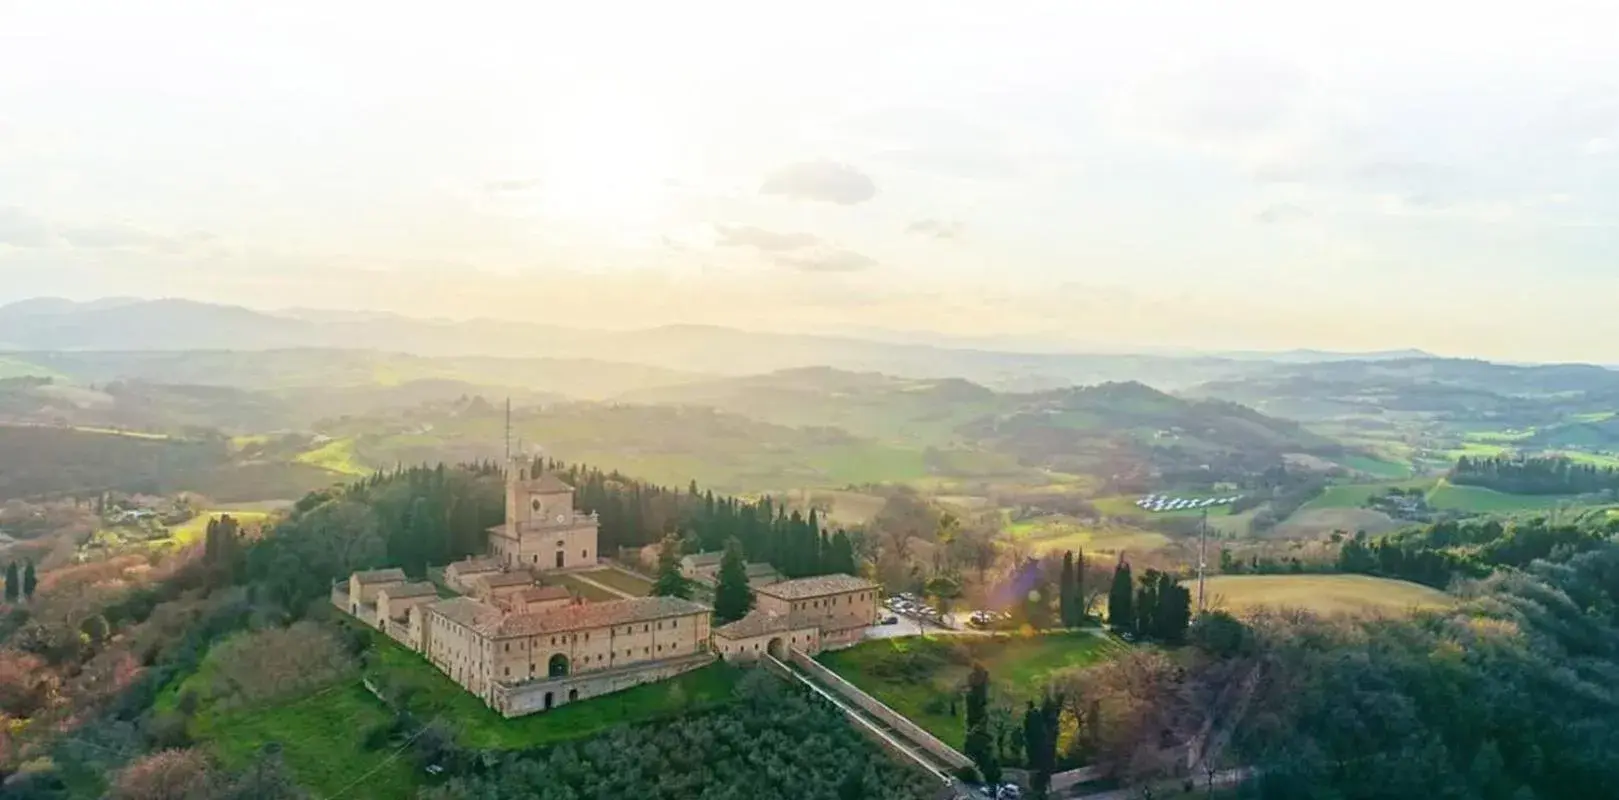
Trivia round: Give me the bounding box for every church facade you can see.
[488,466,599,571]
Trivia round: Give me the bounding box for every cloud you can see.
[484,178,543,193]
[775,247,877,273]
[714,224,823,251]
[1585,137,1617,156]
[0,207,51,248]
[760,161,877,205]
[906,218,966,239]
[1254,203,1312,224]
[59,221,178,251]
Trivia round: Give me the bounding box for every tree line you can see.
[1336,516,1613,587]
[1451,454,1619,495]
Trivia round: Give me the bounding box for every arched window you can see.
[548,653,569,678]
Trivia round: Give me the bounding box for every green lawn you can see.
[819,632,1120,753]
[545,573,623,602]
[194,683,418,800]
[580,568,654,597]
[1201,574,1453,616]
[367,628,742,750]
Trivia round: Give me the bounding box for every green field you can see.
[820,632,1120,750]
[1302,478,1436,511]
[161,510,273,547]
[366,629,741,750]
[1334,454,1413,478]
[1005,515,1171,556]
[1201,574,1454,616]
[577,568,654,597]
[1425,480,1573,512]
[295,437,370,476]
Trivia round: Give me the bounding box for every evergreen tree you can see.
[651,534,693,599]
[1107,560,1134,632]
[828,530,858,575]
[713,537,754,623]
[1135,569,1161,639]
[964,663,1000,784]
[1059,551,1077,628]
[23,560,36,600]
[1022,701,1045,793]
[3,561,16,602]
[1074,548,1086,623]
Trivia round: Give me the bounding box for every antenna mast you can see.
[504,397,512,464]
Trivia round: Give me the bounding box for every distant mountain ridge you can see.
[0,297,1461,392]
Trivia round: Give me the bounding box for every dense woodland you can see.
[1336,516,1615,587]
[1451,454,1619,496]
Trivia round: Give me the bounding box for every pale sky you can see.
[2,1,1618,360]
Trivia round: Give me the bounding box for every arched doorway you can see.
[568,688,579,702]
[548,653,570,678]
[543,691,554,710]
[767,637,786,659]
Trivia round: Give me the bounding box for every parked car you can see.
[996,784,1022,800]
[880,615,899,625]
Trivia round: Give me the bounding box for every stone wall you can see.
[787,650,973,770]
[492,652,715,717]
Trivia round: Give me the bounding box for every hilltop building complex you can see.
[334,462,878,717]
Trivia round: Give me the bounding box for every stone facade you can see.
[417,593,714,716]
[444,557,502,594]
[488,467,598,572]
[754,574,880,649]
[712,609,821,662]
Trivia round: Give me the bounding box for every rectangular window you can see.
[671,620,677,628]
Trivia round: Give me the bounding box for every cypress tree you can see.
[1022,700,1045,790]
[713,537,754,623]
[829,530,858,575]
[651,534,693,599]
[1059,551,1077,628]
[23,560,36,600]
[1074,548,1086,623]
[1107,560,1134,633]
[964,662,1000,784]
[3,562,16,602]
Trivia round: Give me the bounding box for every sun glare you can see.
[534,94,675,231]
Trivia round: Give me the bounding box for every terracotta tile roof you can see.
[713,609,796,639]
[352,568,407,585]
[446,557,502,575]
[379,582,438,600]
[518,586,572,603]
[754,573,878,601]
[483,596,710,638]
[428,597,503,630]
[478,572,534,589]
[681,552,725,569]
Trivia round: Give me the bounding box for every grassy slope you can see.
[294,437,370,476]
[1425,480,1572,512]
[159,510,273,547]
[1202,574,1454,616]
[170,622,743,798]
[820,632,1119,750]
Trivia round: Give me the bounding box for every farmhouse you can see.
[333,459,881,718]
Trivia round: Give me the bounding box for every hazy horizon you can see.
[4,1,1618,362]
